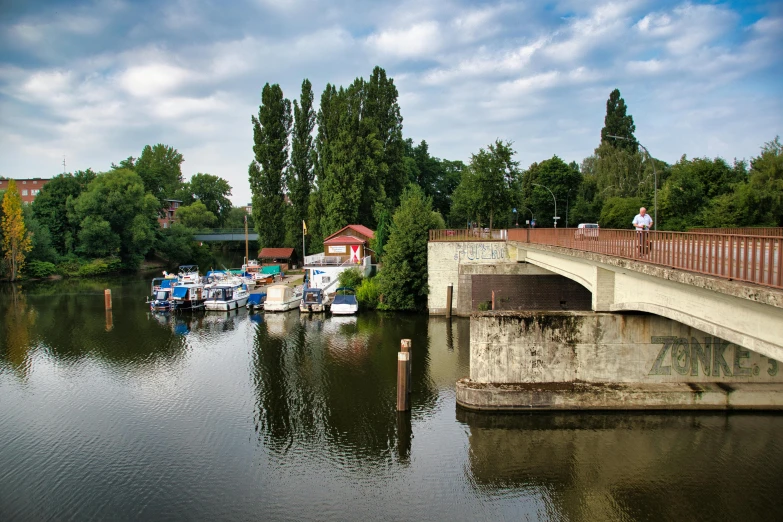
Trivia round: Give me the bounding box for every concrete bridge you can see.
[429,227,783,410]
[192,228,258,242]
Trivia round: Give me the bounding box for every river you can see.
[1,276,782,521]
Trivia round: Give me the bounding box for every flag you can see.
[302,220,308,235]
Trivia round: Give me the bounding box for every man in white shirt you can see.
[632,207,653,257]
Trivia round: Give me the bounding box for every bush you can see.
[25,261,57,278]
[55,256,122,278]
[356,277,380,310]
[338,267,363,289]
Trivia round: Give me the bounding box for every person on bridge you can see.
[632,207,653,257]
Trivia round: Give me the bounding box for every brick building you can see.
[0,178,51,204]
[159,199,182,228]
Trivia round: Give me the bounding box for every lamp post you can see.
[532,183,558,228]
[607,135,657,231]
[519,206,534,227]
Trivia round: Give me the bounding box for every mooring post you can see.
[105,310,114,332]
[104,289,112,310]
[445,283,453,318]
[396,351,410,411]
[401,339,412,394]
[491,290,495,310]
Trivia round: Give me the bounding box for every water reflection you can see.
[0,285,37,376]
[457,410,783,520]
[251,312,441,465]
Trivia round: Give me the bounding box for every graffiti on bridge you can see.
[453,243,507,261]
[649,336,778,377]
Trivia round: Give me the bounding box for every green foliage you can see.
[356,277,380,310]
[600,88,637,152]
[155,223,216,267]
[477,301,491,312]
[338,267,364,289]
[748,137,783,226]
[25,260,56,278]
[32,169,95,255]
[285,79,316,258]
[250,83,292,249]
[22,204,58,263]
[71,169,159,268]
[55,256,121,278]
[224,207,255,229]
[175,200,218,230]
[174,173,233,225]
[135,144,184,204]
[1,180,32,281]
[377,185,436,311]
[599,197,645,229]
[371,207,390,259]
[521,155,582,228]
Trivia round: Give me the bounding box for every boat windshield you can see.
[304,292,319,303]
[155,291,169,300]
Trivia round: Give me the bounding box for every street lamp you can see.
[607,135,657,231]
[532,183,558,228]
[519,206,534,226]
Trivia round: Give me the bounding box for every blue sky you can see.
[1,0,781,205]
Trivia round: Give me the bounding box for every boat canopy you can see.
[160,279,173,288]
[247,293,266,306]
[172,286,189,298]
[261,265,281,275]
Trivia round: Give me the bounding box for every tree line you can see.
[0,144,243,280]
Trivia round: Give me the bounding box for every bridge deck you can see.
[430,228,782,289]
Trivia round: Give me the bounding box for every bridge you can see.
[192,228,258,241]
[429,227,783,410]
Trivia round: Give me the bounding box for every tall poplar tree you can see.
[285,79,316,257]
[1,180,33,281]
[249,83,292,249]
[600,89,637,152]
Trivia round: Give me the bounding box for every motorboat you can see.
[170,265,206,311]
[204,280,249,311]
[148,276,176,311]
[330,287,358,315]
[247,292,266,311]
[300,287,327,313]
[264,284,302,312]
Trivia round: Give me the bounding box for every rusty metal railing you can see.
[429,229,508,242]
[689,227,783,237]
[505,228,782,289]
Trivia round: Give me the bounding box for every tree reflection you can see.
[0,285,37,377]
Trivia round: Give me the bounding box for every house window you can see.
[322,276,330,284]
[22,189,28,196]
[33,180,37,184]
[22,180,27,184]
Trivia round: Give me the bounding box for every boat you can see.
[148,276,176,311]
[204,280,249,311]
[247,292,267,311]
[300,287,327,313]
[170,265,207,311]
[264,284,302,312]
[330,287,358,315]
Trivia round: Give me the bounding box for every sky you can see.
[0,0,781,206]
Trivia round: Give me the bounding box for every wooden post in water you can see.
[491,290,495,310]
[396,351,410,411]
[105,310,113,332]
[401,339,412,395]
[445,283,453,318]
[104,289,112,310]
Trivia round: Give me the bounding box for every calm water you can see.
[1,277,782,521]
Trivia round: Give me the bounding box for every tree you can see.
[71,169,159,267]
[599,196,645,229]
[249,83,292,248]
[22,205,58,263]
[521,156,582,228]
[458,140,519,229]
[175,200,218,229]
[32,169,96,255]
[225,207,255,229]
[748,136,783,226]
[1,180,33,281]
[377,185,437,311]
[285,79,316,257]
[176,173,233,225]
[135,144,184,205]
[600,88,637,152]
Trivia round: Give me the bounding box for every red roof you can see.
[324,236,366,245]
[323,224,375,242]
[258,247,295,259]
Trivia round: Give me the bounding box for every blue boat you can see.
[148,277,175,311]
[247,292,266,311]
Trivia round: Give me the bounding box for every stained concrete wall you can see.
[428,241,555,315]
[470,312,783,385]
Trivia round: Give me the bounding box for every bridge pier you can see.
[457,311,783,411]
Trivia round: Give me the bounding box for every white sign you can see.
[329,245,346,253]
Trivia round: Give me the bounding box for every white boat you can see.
[204,280,249,311]
[300,287,328,313]
[330,287,358,315]
[264,284,302,312]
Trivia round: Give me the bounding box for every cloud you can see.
[365,21,442,59]
[119,63,194,98]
